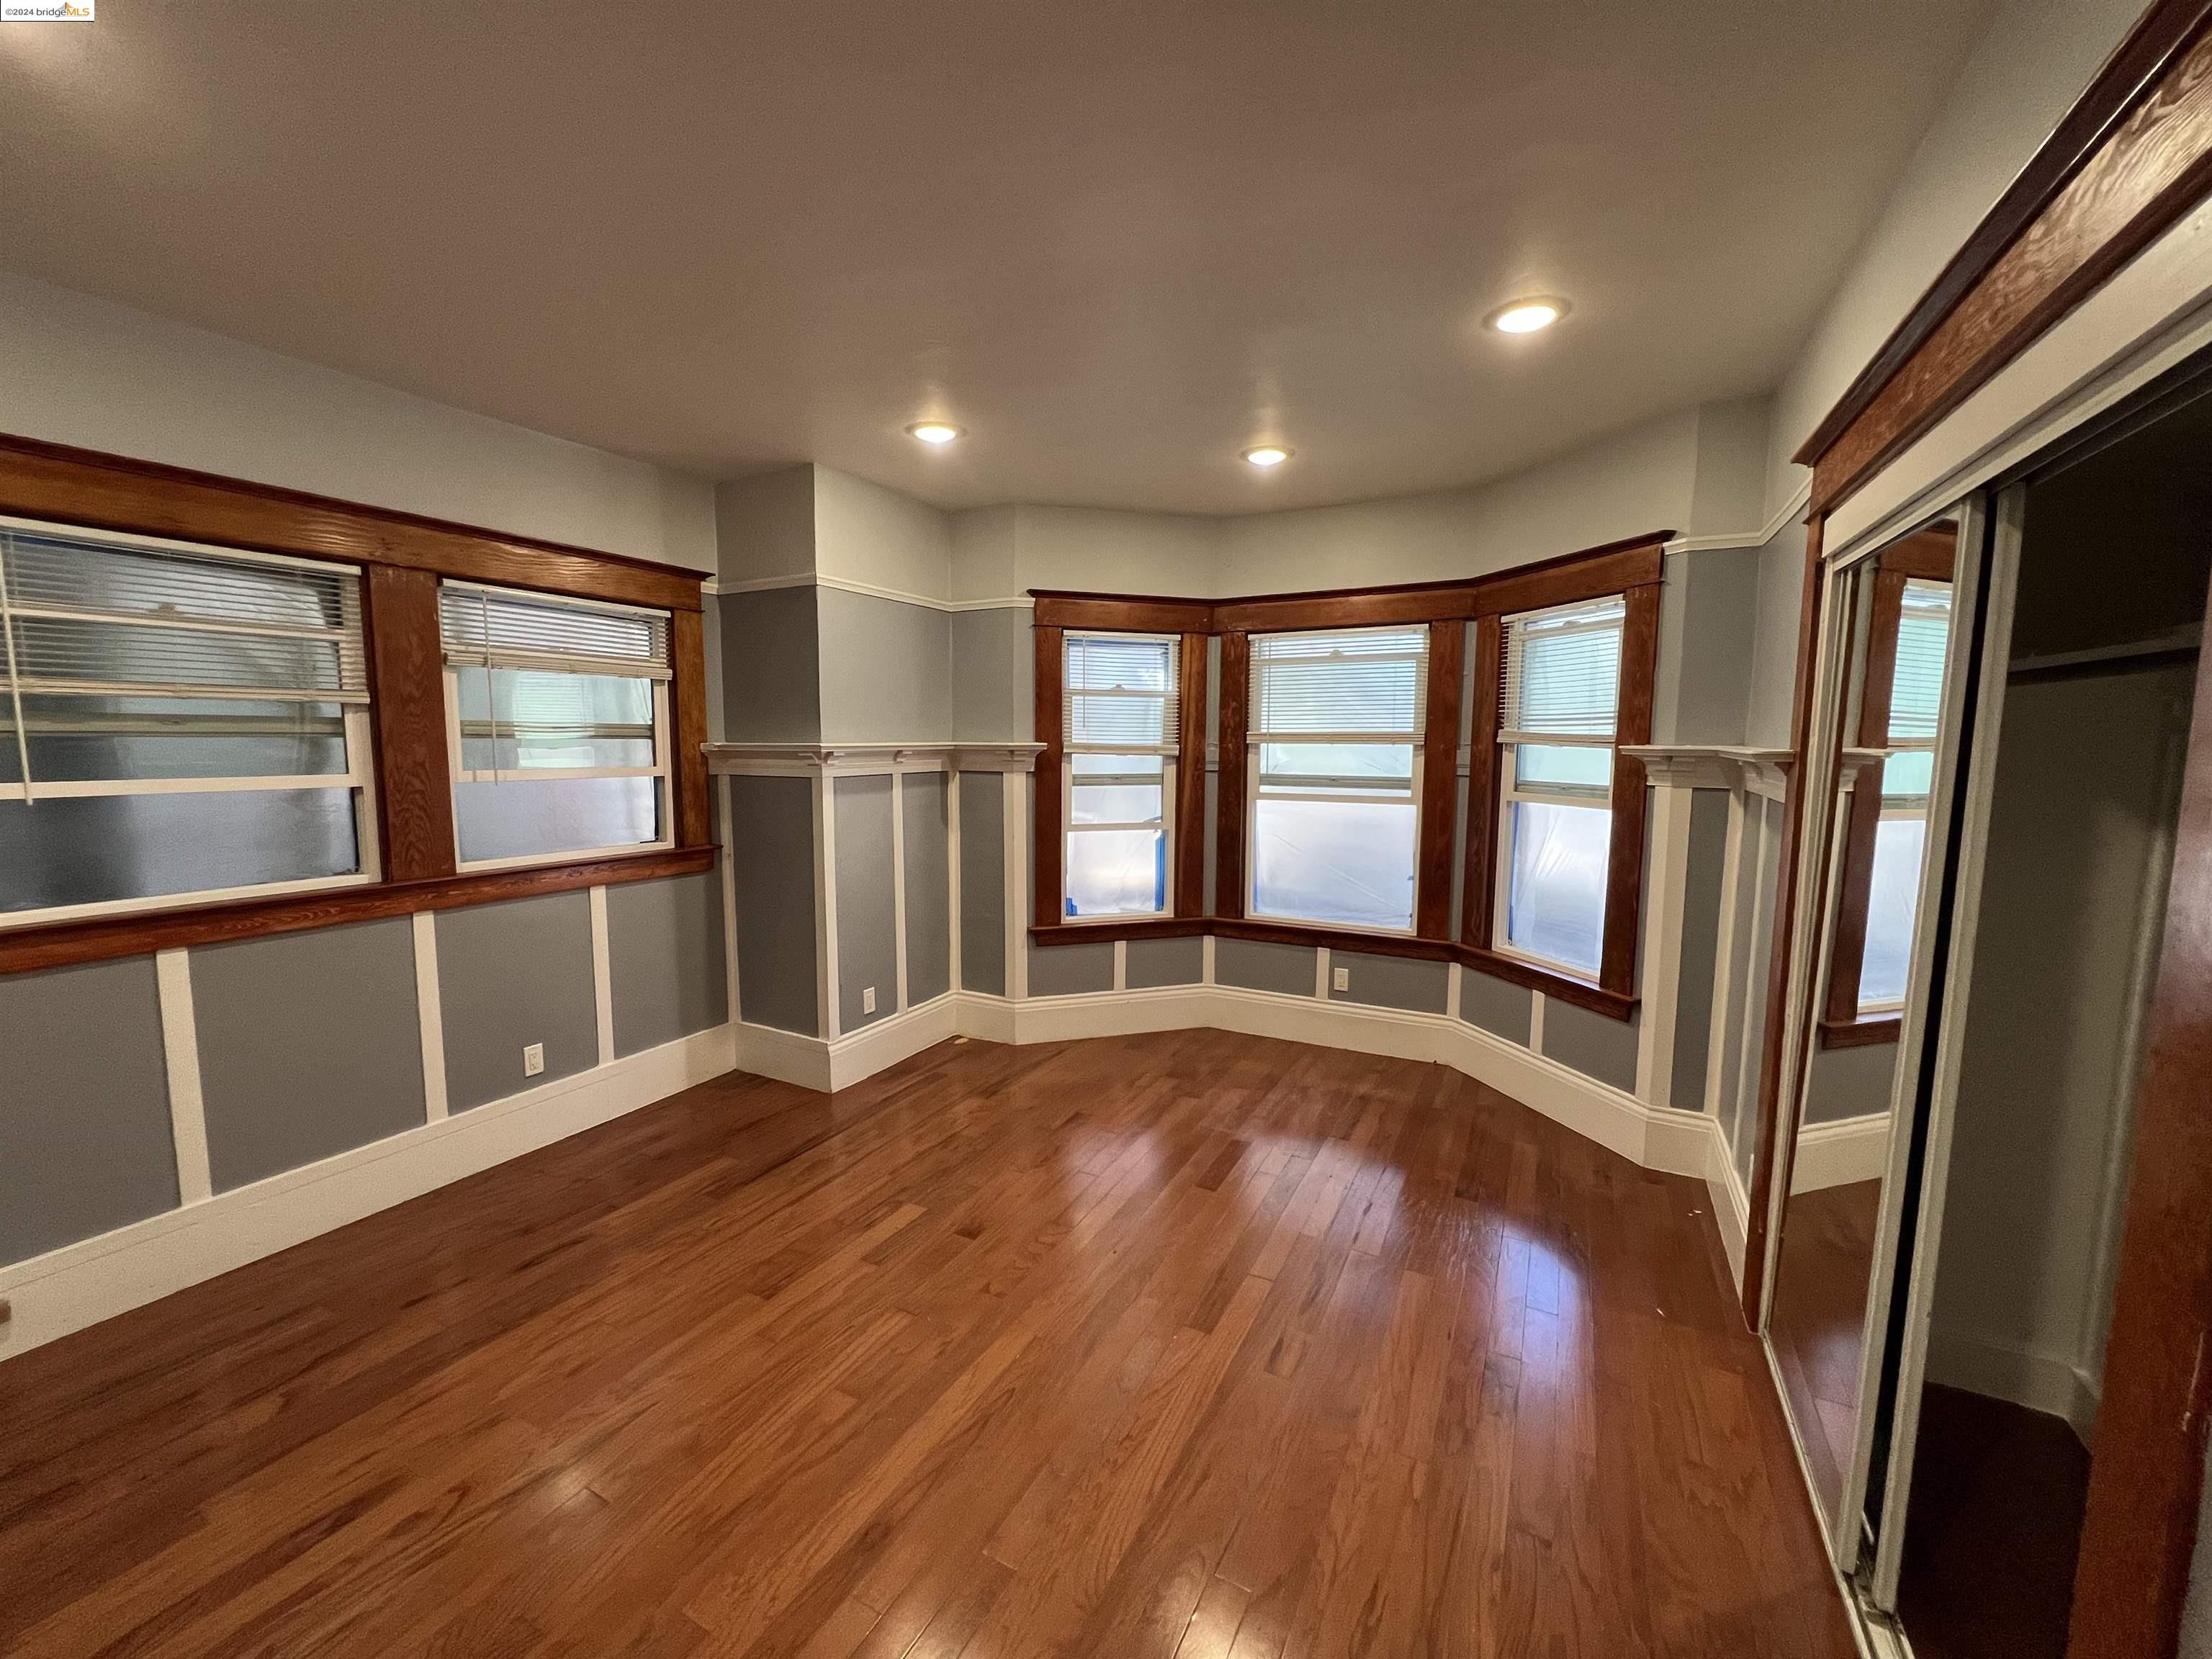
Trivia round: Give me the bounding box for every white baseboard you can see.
[1791,1111,1892,1194]
[733,1017,835,1092]
[1706,1117,1750,1291]
[1923,1327,2102,1444]
[829,994,961,1090]
[0,1023,735,1362]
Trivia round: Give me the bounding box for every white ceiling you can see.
[0,1,1999,514]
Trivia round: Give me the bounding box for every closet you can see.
[1757,360,2212,1658]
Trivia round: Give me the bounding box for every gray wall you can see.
[953,608,1033,743]
[903,772,952,1005]
[729,773,819,1035]
[1460,966,1533,1046]
[0,957,178,1265]
[835,774,898,1033]
[718,587,822,743]
[1655,546,1763,745]
[1127,935,1203,987]
[817,588,953,743]
[1668,788,1730,1112]
[1804,1035,1898,1126]
[1215,938,1315,997]
[1331,950,1449,1015]
[1028,939,1114,997]
[436,891,597,1111]
[608,869,729,1056]
[1544,998,1640,1094]
[1745,516,1809,750]
[958,771,1005,995]
[192,918,426,1192]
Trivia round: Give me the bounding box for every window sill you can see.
[1457,945,1637,1021]
[1817,1013,1902,1049]
[0,842,717,977]
[1031,916,1208,945]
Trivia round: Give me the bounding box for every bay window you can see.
[1494,595,1625,979]
[1249,625,1427,932]
[439,581,673,868]
[0,520,377,922]
[1063,631,1178,917]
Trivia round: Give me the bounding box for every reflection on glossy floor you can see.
[0,1031,1857,1658]
[1764,1179,1883,1509]
[1896,1383,2091,1659]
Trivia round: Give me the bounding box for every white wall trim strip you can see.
[153,948,214,1207]
[588,884,615,1066]
[411,912,449,1123]
[1665,477,1812,555]
[0,1023,736,1361]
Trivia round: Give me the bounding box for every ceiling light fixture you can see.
[1242,445,1292,468]
[907,421,963,445]
[1485,297,1570,335]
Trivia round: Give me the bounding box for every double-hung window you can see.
[1062,631,1179,917]
[1495,594,1624,979]
[439,582,672,869]
[1857,577,1951,1010]
[1249,626,1427,932]
[0,520,377,922]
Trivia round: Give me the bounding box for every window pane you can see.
[1259,742,1413,785]
[455,775,659,863]
[1071,752,1161,777]
[456,669,655,771]
[1251,628,1427,738]
[1506,800,1611,977]
[0,695,348,784]
[1252,797,1416,930]
[0,790,360,912]
[1066,827,1164,915]
[1858,816,1928,1008]
[1505,598,1624,735]
[1514,742,1612,791]
[1070,783,1161,825]
[1880,749,1934,801]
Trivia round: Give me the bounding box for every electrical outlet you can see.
[523,1042,545,1077]
[1332,966,1349,992]
[862,986,877,1015]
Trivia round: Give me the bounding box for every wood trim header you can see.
[1029,530,1673,635]
[0,432,706,612]
[1795,0,2212,471]
[1799,4,2212,512]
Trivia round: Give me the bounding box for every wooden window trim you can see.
[0,845,715,977]
[1030,536,1668,1017]
[1457,562,1662,1021]
[1815,1013,1902,1050]
[1030,608,1203,937]
[0,436,715,975]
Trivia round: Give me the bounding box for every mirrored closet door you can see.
[1763,357,2212,1659]
[1761,503,1984,1563]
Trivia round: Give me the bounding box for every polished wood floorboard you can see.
[1895,1382,2092,1659]
[0,1031,1857,1658]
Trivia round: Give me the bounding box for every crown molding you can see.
[701,572,1033,612]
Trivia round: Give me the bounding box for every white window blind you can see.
[439,583,670,680]
[1064,632,1179,752]
[1501,595,1625,737]
[0,526,365,710]
[1251,626,1429,739]
[1887,580,1951,743]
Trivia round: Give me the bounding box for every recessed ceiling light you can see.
[1242,445,1292,468]
[1485,297,1570,335]
[907,421,963,445]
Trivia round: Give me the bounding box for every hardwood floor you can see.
[1766,1179,1882,1516]
[0,1031,1857,1658]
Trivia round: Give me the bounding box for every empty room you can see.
[5,3,2212,1655]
